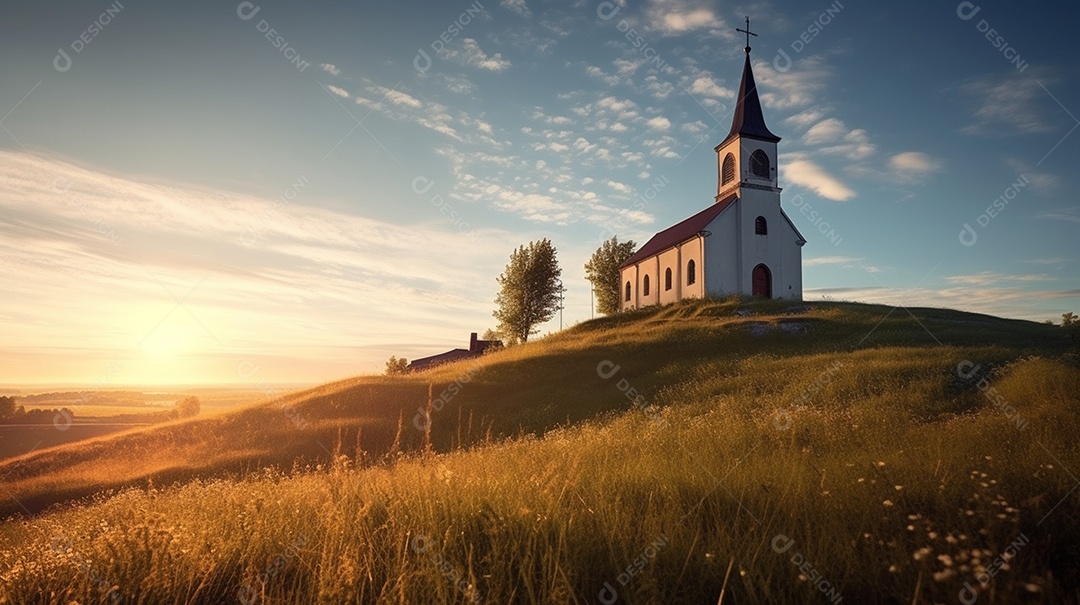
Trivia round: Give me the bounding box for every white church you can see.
[619,33,805,311]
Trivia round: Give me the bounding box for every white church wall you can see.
[657,247,681,306]
[619,265,636,311]
[635,255,659,308]
[779,209,804,300]
[703,209,739,296]
[678,238,704,300]
[738,187,782,297]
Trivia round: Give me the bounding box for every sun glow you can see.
[137,310,211,360]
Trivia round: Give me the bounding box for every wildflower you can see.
[932,569,957,582]
[883,499,894,507]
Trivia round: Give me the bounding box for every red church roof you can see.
[619,193,737,269]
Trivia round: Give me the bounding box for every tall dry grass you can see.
[1,299,1077,603]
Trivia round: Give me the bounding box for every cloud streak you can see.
[0,151,522,384]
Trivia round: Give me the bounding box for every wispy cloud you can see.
[804,255,860,266]
[1005,158,1061,192]
[1036,206,1080,223]
[687,75,733,99]
[753,56,829,110]
[802,118,846,145]
[806,284,1079,322]
[1022,257,1069,265]
[440,38,512,72]
[319,63,341,76]
[959,71,1060,135]
[782,158,855,201]
[643,0,726,36]
[500,0,531,18]
[326,85,349,98]
[0,151,520,383]
[944,271,1054,286]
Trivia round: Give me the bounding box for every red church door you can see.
[752,264,771,297]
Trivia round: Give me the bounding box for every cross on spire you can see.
[736,16,757,53]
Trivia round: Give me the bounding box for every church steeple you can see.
[714,17,781,199]
[720,18,780,148]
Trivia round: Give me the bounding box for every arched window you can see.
[664,268,672,291]
[750,150,770,178]
[721,153,736,185]
[755,216,767,235]
[625,281,632,301]
[643,274,650,296]
[686,259,696,285]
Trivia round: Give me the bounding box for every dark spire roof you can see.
[719,48,780,148]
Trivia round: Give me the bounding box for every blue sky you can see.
[0,0,1077,386]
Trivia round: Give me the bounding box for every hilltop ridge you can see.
[0,297,1069,519]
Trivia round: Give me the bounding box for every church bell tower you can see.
[714,18,781,202]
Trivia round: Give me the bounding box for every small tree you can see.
[385,355,409,375]
[493,239,566,344]
[585,236,638,315]
[176,396,200,418]
[0,396,16,419]
[1063,312,1079,342]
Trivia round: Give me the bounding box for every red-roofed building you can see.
[407,332,502,372]
[619,38,805,311]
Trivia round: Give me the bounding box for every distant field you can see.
[0,422,150,462]
[0,386,309,462]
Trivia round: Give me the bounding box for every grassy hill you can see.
[1,298,1078,603]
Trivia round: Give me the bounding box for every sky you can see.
[0,0,1078,387]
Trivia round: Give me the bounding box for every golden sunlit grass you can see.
[1,298,1078,603]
